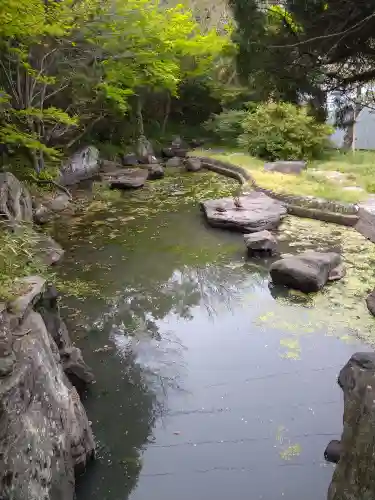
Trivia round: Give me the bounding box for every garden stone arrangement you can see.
[200,192,287,233]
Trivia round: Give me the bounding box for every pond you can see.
[49,169,375,500]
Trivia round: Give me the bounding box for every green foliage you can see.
[0,0,232,172]
[204,109,246,145]
[203,103,257,144]
[238,102,333,161]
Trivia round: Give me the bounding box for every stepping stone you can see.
[264,160,306,175]
[270,250,344,293]
[107,168,148,189]
[201,192,287,233]
[244,230,277,256]
[185,158,202,172]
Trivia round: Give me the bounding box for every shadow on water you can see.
[49,170,374,500]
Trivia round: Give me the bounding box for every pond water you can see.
[49,170,375,500]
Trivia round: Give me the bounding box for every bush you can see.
[204,109,248,145]
[238,102,333,161]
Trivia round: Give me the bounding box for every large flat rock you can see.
[264,160,306,175]
[201,192,287,232]
[104,168,148,189]
[356,196,375,242]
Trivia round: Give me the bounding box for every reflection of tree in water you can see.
[76,260,259,499]
[97,260,255,337]
[73,259,269,500]
[76,344,162,499]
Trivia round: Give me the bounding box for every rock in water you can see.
[34,194,70,224]
[0,172,33,222]
[244,230,277,256]
[201,192,287,233]
[324,440,342,464]
[161,147,175,159]
[34,232,65,266]
[60,145,100,185]
[270,251,343,293]
[165,156,183,168]
[185,158,202,172]
[328,352,375,500]
[108,168,148,189]
[146,164,164,180]
[0,278,94,500]
[264,160,306,175]
[122,153,139,166]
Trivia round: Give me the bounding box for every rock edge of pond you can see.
[0,277,95,500]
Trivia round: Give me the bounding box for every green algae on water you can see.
[258,216,375,344]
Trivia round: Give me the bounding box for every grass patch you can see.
[0,223,52,302]
[310,149,375,194]
[191,148,371,204]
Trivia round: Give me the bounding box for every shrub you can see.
[238,102,333,161]
[204,109,248,145]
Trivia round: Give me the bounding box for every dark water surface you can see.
[51,171,370,500]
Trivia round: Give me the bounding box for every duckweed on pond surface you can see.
[50,170,239,301]
[267,217,375,346]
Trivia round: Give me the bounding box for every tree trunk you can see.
[343,87,362,152]
[135,94,144,137]
[161,92,171,135]
[343,123,354,151]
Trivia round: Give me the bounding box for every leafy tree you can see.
[0,0,232,172]
[229,0,375,111]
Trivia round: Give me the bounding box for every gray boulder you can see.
[270,251,343,293]
[201,192,287,233]
[60,346,95,392]
[147,164,164,180]
[185,157,202,172]
[162,137,188,158]
[190,138,205,148]
[162,147,175,158]
[244,230,277,256]
[100,159,123,173]
[36,284,94,392]
[0,172,33,222]
[109,168,148,189]
[137,136,157,164]
[0,277,95,500]
[34,232,65,266]
[122,153,139,166]
[171,136,188,157]
[264,160,306,175]
[166,156,183,168]
[34,194,70,224]
[60,146,100,185]
[328,352,375,500]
